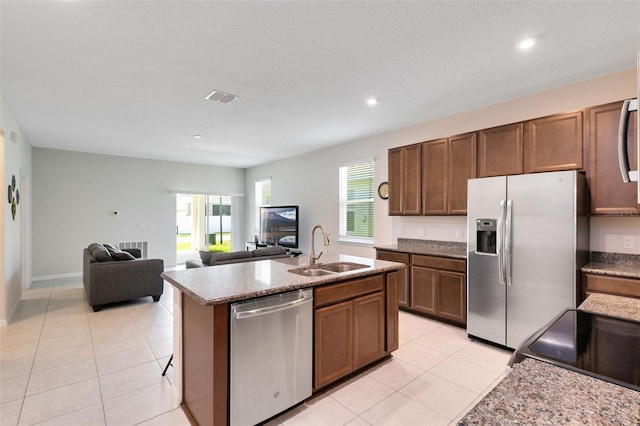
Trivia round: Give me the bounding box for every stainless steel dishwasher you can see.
[230,289,313,426]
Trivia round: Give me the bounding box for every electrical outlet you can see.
[398,226,404,236]
[622,236,634,249]
[456,229,463,240]
[418,228,425,237]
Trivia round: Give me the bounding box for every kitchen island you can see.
[459,294,640,424]
[161,254,406,426]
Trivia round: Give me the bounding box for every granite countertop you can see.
[161,253,406,306]
[459,358,639,425]
[581,251,640,279]
[578,293,640,321]
[375,238,467,259]
[459,293,640,424]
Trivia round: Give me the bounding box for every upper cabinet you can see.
[388,144,422,215]
[525,111,583,173]
[422,133,476,215]
[478,123,524,177]
[388,100,632,216]
[586,102,639,215]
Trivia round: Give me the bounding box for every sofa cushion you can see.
[103,243,122,253]
[111,251,136,261]
[199,250,224,264]
[252,246,287,257]
[209,251,252,265]
[90,244,112,262]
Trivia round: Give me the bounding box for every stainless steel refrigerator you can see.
[467,170,589,349]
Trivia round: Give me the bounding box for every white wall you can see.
[246,69,640,257]
[1,97,33,324]
[32,149,245,278]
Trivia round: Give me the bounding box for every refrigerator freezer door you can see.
[467,176,507,345]
[505,171,577,348]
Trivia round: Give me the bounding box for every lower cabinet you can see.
[314,273,397,390]
[581,273,640,302]
[377,250,467,327]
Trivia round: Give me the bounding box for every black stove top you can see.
[511,309,640,392]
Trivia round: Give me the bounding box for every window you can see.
[255,178,272,234]
[339,160,374,243]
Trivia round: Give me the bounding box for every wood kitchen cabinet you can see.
[525,111,583,173]
[581,273,640,302]
[376,249,466,326]
[422,133,476,215]
[411,255,466,325]
[388,144,422,215]
[376,250,410,308]
[478,123,524,177]
[586,101,639,215]
[314,273,397,390]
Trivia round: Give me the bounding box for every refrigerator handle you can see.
[497,200,506,285]
[505,200,513,286]
[618,98,639,183]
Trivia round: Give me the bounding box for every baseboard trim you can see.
[31,272,82,282]
[1,298,20,327]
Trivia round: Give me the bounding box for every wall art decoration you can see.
[7,174,19,221]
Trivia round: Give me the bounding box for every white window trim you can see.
[338,159,375,244]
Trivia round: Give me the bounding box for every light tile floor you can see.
[1,277,513,425]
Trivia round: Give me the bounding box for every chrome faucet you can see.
[309,225,330,266]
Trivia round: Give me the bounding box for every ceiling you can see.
[2,1,639,169]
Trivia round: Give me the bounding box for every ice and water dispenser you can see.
[476,219,497,255]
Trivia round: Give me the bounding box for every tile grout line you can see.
[16,280,54,425]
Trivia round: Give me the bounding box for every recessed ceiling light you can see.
[194,135,203,139]
[366,97,379,106]
[518,37,536,50]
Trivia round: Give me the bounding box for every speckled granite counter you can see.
[161,253,405,305]
[375,238,466,259]
[578,293,640,321]
[459,293,640,424]
[459,358,639,425]
[581,251,640,279]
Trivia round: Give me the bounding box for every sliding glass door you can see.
[176,194,232,264]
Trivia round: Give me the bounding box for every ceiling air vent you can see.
[205,90,238,104]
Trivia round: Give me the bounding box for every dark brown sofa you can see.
[83,243,164,312]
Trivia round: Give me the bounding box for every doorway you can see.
[176,194,232,264]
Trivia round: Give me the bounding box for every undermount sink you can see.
[317,262,370,273]
[288,267,334,277]
[288,262,370,277]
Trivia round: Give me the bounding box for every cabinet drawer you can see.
[315,275,384,308]
[582,273,640,299]
[411,255,465,272]
[376,250,409,264]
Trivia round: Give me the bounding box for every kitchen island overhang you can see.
[162,254,406,426]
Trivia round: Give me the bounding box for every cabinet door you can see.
[436,271,466,325]
[422,139,448,215]
[385,271,400,353]
[353,292,385,369]
[403,144,423,215]
[314,301,353,389]
[478,123,524,177]
[410,266,436,315]
[525,111,583,173]
[448,133,477,215]
[376,251,409,308]
[586,102,639,215]
[388,148,403,215]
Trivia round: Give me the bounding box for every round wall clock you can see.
[378,182,389,200]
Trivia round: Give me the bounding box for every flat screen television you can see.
[259,205,299,248]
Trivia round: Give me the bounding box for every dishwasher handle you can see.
[233,292,313,320]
